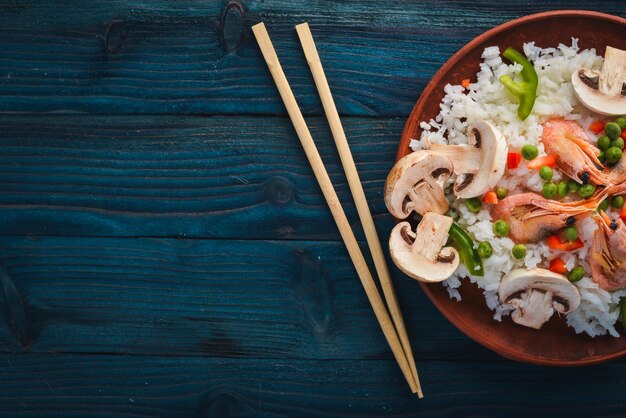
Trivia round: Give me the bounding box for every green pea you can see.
[606,146,623,164]
[616,117,626,130]
[564,226,578,242]
[597,135,611,151]
[611,137,625,150]
[598,151,606,163]
[512,244,527,259]
[493,220,509,237]
[495,186,508,200]
[568,266,585,282]
[605,122,622,140]
[557,181,568,197]
[578,183,596,198]
[521,144,539,160]
[465,197,482,213]
[477,242,493,259]
[598,199,609,212]
[612,195,625,209]
[542,182,557,199]
[539,165,553,181]
[567,179,580,193]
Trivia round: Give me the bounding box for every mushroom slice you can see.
[384,150,453,219]
[572,46,626,116]
[499,268,581,330]
[430,121,508,199]
[389,212,459,283]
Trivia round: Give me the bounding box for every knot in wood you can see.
[103,20,126,54]
[203,392,242,418]
[265,176,294,206]
[220,1,246,53]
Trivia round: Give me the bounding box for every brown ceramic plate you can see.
[398,10,626,365]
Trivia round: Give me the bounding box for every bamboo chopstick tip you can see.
[295,22,310,31]
[251,21,266,34]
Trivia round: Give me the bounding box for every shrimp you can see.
[541,118,608,185]
[491,192,602,243]
[590,212,626,291]
[607,183,626,196]
[607,157,626,186]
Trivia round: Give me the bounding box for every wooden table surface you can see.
[1,1,625,416]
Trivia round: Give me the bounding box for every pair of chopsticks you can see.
[252,22,422,397]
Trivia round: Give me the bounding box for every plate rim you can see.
[397,9,626,366]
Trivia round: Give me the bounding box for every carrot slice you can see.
[461,79,471,88]
[589,120,606,134]
[482,191,498,204]
[546,235,584,251]
[549,258,568,274]
[527,154,557,170]
[621,204,626,222]
[621,129,626,141]
[507,152,522,169]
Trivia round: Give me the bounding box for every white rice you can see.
[414,39,622,337]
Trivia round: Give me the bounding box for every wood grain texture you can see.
[2,353,626,417]
[3,1,626,416]
[0,235,495,361]
[0,115,399,239]
[0,0,622,115]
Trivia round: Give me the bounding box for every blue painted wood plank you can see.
[0,235,495,361]
[1,2,625,415]
[0,115,400,239]
[1,353,626,417]
[0,1,623,115]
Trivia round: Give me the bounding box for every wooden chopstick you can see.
[252,22,418,395]
[295,22,422,398]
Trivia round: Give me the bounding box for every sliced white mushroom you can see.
[389,212,459,283]
[384,150,453,219]
[572,46,626,116]
[499,268,581,330]
[429,121,508,199]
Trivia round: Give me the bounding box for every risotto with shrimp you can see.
[384,40,626,337]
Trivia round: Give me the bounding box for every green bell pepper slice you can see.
[499,47,538,121]
[448,223,484,277]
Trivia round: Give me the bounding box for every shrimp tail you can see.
[533,197,597,215]
[566,131,604,167]
[589,166,610,186]
[608,183,626,196]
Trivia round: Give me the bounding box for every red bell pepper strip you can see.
[507,152,522,169]
[549,258,568,274]
[589,120,606,135]
[546,235,584,251]
[527,155,557,170]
